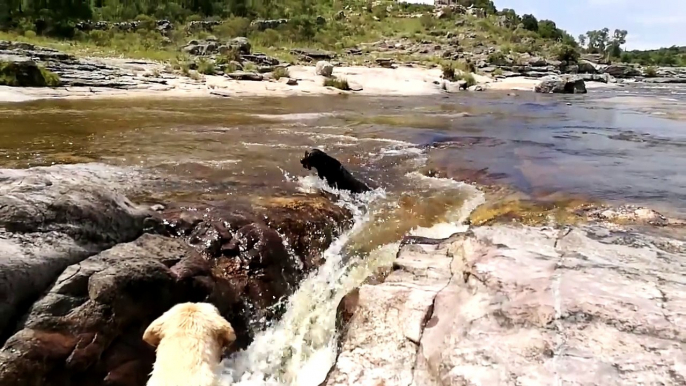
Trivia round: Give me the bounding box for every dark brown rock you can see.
[0,234,221,386]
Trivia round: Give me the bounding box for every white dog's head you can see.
[143,302,236,350]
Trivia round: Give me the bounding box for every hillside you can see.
[0,1,579,66]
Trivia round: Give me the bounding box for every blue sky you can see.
[407,0,685,49]
[493,0,685,50]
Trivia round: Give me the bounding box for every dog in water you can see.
[300,149,371,194]
[143,302,236,386]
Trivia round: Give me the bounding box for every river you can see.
[1,83,685,384]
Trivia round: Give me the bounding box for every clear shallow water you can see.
[1,85,684,216]
[1,85,685,384]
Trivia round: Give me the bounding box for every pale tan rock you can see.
[325,225,686,386]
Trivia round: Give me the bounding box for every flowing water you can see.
[1,83,685,384]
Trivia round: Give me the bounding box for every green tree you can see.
[607,29,627,58]
[521,14,538,32]
[537,19,561,40]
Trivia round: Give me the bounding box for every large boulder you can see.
[0,57,60,87]
[229,37,251,55]
[534,75,587,94]
[324,225,686,385]
[0,164,157,337]
[577,59,599,74]
[603,64,642,78]
[315,61,334,77]
[0,234,223,386]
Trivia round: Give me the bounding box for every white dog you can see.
[143,302,236,386]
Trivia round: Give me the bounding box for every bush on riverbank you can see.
[0,60,60,87]
[324,76,350,90]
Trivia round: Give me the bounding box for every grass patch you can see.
[459,72,477,87]
[272,66,290,80]
[197,58,216,75]
[323,76,350,90]
[493,67,504,76]
[644,66,657,77]
[0,60,61,87]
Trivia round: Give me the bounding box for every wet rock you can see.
[315,61,334,77]
[535,75,587,94]
[281,77,298,86]
[325,225,686,385]
[581,205,670,226]
[0,234,222,386]
[0,164,158,338]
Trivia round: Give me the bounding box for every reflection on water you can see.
[2,84,686,385]
[1,84,685,218]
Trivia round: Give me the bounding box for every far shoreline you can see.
[0,60,619,104]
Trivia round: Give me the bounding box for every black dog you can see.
[300,149,371,194]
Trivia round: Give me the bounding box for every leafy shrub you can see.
[488,51,507,65]
[493,67,504,76]
[442,61,457,81]
[553,43,580,63]
[0,61,60,87]
[459,72,476,87]
[644,66,657,77]
[24,30,37,39]
[197,59,216,75]
[273,66,290,80]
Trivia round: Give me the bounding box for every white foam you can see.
[222,170,484,386]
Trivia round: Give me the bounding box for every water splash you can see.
[222,170,484,386]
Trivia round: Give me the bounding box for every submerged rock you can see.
[325,224,686,385]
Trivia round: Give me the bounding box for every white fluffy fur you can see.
[143,302,236,386]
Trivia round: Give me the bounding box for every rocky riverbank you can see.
[326,223,686,385]
[0,39,644,102]
[0,163,351,385]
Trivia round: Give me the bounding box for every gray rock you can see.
[0,164,156,336]
[230,37,251,54]
[290,48,335,61]
[535,75,587,94]
[603,64,642,78]
[578,59,599,74]
[226,71,263,81]
[315,61,334,77]
[444,80,468,92]
[325,225,686,385]
[250,19,288,31]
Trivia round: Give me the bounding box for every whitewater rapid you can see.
[221,166,484,386]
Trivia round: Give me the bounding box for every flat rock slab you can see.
[325,225,686,386]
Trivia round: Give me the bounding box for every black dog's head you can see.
[300,149,330,171]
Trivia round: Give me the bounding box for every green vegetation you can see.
[458,72,476,87]
[323,76,350,90]
[620,46,686,67]
[272,66,290,80]
[0,60,60,87]
[644,66,657,77]
[1,0,679,71]
[197,58,215,75]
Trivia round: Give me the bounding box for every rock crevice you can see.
[326,224,686,386]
